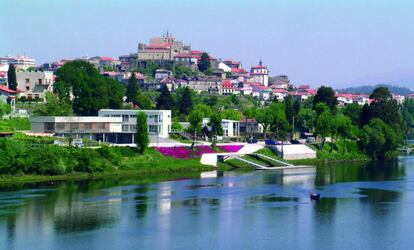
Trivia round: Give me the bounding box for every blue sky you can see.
[1,0,413,88]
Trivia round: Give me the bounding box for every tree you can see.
[126,72,139,104]
[194,104,213,118]
[7,64,17,91]
[136,112,149,154]
[270,102,289,141]
[134,93,153,109]
[343,103,362,126]
[360,118,399,159]
[315,110,333,149]
[0,102,11,118]
[297,108,316,133]
[178,87,193,115]
[204,95,218,106]
[314,102,329,116]
[209,113,223,148]
[313,86,338,112]
[54,60,124,115]
[369,87,392,101]
[359,103,372,127]
[198,52,211,72]
[256,107,274,139]
[336,114,353,154]
[156,85,174,110]
[402,99,414,133]
[369,87,402,128]
[34,92,73,116]
[284,96,301,138]
[222,109,242,121]
[187,110,203,148]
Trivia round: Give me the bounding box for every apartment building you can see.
[30,109,172,144]
[16,71,54,100]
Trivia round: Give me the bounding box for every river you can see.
[0,156,414,249]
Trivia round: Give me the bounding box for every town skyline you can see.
[1,0,414,88]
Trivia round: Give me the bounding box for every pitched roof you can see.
[0,85,16,94]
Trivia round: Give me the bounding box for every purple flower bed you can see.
[217,145,244,153]
[156,146,215,159]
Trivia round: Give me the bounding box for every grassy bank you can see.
[0,117,30,132]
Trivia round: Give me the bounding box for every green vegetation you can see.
[156,85,174,110]
[7,64,17,90]
[125,72,139,104]
[54,60,124,115]
[187,109,203,147]
[34,92,73,116]
[0,118,30,131]
[136,111,149,153]
[209,113,223,147]
[0,102,11,117]
[198,52,211,73]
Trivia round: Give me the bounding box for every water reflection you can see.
[0,157,412,249]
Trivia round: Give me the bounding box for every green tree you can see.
[187,110,203,147]
[313,86,338,112]
[314,102,329,116]
[336,114,353,154]
[156,85,174,110]
[359,103,372,127]
[194,103,213,118]
[222,109,242,121]
[54,60,124,115]
[315,110,333,149]
[343,103,362,126]
[209,113,223,147]
[204,95,218,106]
[134,93,153,109]
[34,92,73,116]
[198,52,211,72]
[7,64,17,91]
[270,102,289,141]
[256,107,274,139]
[369,87,403,128]
[0,102,11,118]
[136,111,149,154]
[297,108,316,133]
[360,118,399,159]
[402,99,414,134]
[126,72,139,104]
[178,87,193,115]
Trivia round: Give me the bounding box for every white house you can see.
[16,71,54,100]
[30,109,172,144]
[272,89,288,101]
[218,62,232,73]
[155,69,173,80]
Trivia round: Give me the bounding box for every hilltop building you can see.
[0,55,35,70]
[137,33,191,61]
[249,60,269,87]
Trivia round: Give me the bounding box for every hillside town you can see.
[1,33,412,109]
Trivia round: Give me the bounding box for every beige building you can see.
[16,71,54,100]
[137,34,191,61]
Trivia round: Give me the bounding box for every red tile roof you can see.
[0,85,16,94]
[272,89,288,93]
[231,68,247,73]
[251,65,267,69]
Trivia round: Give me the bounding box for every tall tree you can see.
[369,87,402,128]
[297,108,316,133]
[336,114,353,154]
[315,110,333,149]
[54,60,124,115]
[34,92,73,116]
[126,72,139,104]
[343,103,362,126]
[156,85,174,110]
[270,102,289,141]
[256,107,274,139]
[187,110,203,148]
[7,64,17,91]
[198,52,211,73]
[134,93,153,109]
[179,87,193,115]
[313,86,338,112]
[209,113,223,148]
[136,111,149,154]
[242,107,256,140]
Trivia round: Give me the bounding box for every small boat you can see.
[310,193,320,201]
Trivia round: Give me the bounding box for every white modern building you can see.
[16,71,54,100]
[202,118,240,138]
[30,109,172,144]
[0,55,35,70]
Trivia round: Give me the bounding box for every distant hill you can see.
[337,84,413,96]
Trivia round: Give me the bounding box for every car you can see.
[71,138,84,148]
[306,137,316,144]
[246,137,258,144]
[291,139,301,144]
[265,139,277,145]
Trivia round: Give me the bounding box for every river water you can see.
[0,156,414,249]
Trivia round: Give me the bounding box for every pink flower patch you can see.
[217,145,244,152]
[156,146,215,159]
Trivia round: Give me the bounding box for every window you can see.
[45,123,55,132]
[84,123,92,130]
[26,86,30,90]
[56,123,65,130]
[148,125,158,133]
[129,125,136,132]
[122,124,129,132]
[122,115,129,122]
[96,123,105,130]
[70,123,79,130]
[38,79,43,84]
[25,79,30,83]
